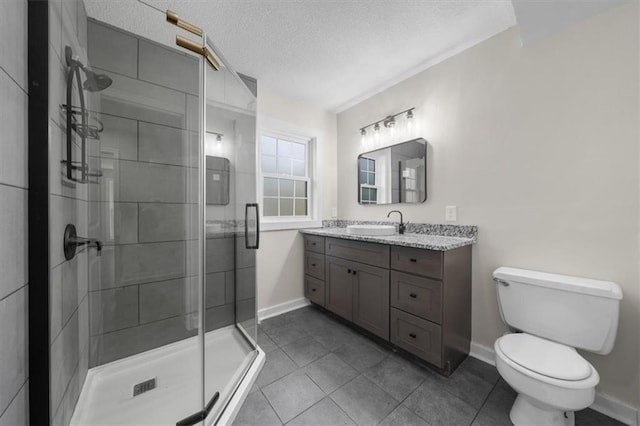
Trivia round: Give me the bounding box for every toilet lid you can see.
[498,334,592,381]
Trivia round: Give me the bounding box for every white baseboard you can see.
[470,341,497,366]
[591,393,639,426]
[469,341,639,426]
[257,297,310,322]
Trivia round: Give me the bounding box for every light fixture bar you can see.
[359,107,415,134]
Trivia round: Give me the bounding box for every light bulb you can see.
[406,110,414,135]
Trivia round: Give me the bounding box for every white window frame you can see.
[359,157,378,204]
[258,122,321,231]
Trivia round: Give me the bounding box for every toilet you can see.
[492,267,623,426]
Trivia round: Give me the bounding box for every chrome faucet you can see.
[387,210,405,235]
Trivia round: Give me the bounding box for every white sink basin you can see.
[346,224,396,236]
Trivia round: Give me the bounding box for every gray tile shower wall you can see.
[0,0,28,425]
[48,0,92,424]
[86,21,236,367]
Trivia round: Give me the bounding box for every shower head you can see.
[82,69,112,92]
[64,46,112,92]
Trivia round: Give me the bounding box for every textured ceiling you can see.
[86,0,517,112]
[512,0,626,44]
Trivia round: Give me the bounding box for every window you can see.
[260,134,311,218]
[359,157,378,204]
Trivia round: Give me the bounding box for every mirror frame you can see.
[357,137,427,205]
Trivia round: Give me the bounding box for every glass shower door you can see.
[47,5,260,424]
[202,35,259,422]
[55,16,206,425]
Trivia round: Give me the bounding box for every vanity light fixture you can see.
[359,107,415,147]
[406,109,414,133]
[206,131,224,153]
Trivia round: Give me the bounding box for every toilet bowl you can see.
[492,267,622,426]
[494,333,599,426]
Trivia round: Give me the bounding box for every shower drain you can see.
[133,378,157,397]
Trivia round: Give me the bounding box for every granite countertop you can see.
[300,227,476,251]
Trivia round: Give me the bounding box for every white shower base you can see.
[71,326,264,425]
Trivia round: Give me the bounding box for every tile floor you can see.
[234,306,624,426]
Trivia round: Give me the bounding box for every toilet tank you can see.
[493,267,623,354]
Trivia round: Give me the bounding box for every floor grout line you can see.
[469,378,501,425]
[250,306,623,426]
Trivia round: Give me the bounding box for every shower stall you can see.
[29,1,262,424]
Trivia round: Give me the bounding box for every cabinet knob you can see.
[409,258,417,263]
[409,333,417,339]
[312,288,316,292]
[311,242,316,246]
[311,263,316,267]
[352,270,357,275]
[347,269,351,274]
[409,293,417,299]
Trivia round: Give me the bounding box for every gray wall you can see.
[49,0,92,424]
[0,0,29,425]
[87,20,235,367]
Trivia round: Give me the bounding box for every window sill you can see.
[260,219,322,232]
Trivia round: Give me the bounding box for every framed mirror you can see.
[357,137,427,205]
[206,155,230,205]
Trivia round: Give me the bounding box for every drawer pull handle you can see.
[409,293,417,298]
[311,263,316,267]
[409,333,417,339]
[352,270,357,275]
[348,269,351,274]
[312,288,316,292]
[311,242,316,246]
[409,258,417,263]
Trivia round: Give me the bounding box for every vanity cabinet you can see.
[302,233,472,375]
[389,244,471,373]
[325,255,389,339]
[304,235,327,307]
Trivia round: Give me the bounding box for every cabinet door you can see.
[325,256,354,321]
[353,263,390,340]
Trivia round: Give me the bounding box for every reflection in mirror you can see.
[357,138,427,205]
[206,156,230,205]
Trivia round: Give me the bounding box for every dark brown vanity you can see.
[302,230,473,375]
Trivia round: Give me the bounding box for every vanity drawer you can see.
[391,246,442,279]
[326,237,390,269]
[390,308,442,367]
[305,275,325,307]
[305,252,325,280]
[390,271,442,324]
[305,235,325,254]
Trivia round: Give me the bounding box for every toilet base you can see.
[510,394,575,426]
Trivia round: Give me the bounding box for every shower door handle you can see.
[245,203,260,250]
